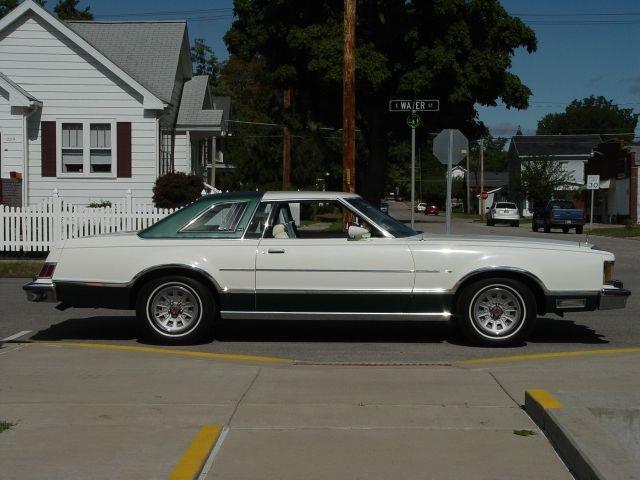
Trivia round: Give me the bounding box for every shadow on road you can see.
[29,315,607,347]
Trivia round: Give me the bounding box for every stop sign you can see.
[480,191,489,200]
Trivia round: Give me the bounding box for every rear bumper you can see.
[549,219,585,226]
[23,280,57,302]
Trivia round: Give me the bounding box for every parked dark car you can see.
[532,199,585,234]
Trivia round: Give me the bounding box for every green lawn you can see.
[0,260,43,278]
[588,226,640,238]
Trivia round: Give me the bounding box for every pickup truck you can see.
[532,199,585,234]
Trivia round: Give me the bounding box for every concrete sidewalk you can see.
[0,342,571,480]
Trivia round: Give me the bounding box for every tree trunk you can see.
[358,110,388,205]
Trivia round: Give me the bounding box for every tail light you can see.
[38,263,56,279]
[548,210,553,220]
[603,261,614,284]
[583,211,587,220]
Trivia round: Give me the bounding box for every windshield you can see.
[346,197,418,238]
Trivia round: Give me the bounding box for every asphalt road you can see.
[1,201,638,363]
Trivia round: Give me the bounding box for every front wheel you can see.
[576,226,583,234]
[544,224,551,233]
[454,278,537,346]
[136,276,214,343]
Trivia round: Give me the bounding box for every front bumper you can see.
[23,280,57,302]
[599,282,631,310]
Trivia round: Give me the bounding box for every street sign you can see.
[433,129,468,166]
[480,191,489,200]
[407,113,422,129]
[586,175,600,190]
[389,99,439,112]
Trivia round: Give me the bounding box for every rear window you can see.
[495,203,516,209]
[550,200,576,209]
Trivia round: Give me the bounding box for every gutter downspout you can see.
[22,102,41,207]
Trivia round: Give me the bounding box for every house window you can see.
[159,129,175,175]
[90,124,112,173]
[58,121,116,177]
[61,123,83,173]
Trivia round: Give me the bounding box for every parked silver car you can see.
[487,202,520,227]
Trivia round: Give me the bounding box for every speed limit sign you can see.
[587,175,600,190]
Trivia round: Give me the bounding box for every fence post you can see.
[52,188,61,245]
[126,189,133,231]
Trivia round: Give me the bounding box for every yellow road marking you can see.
[27,341,291,364]
[526,389,563,409]
[168,425,222,480]
[456,346,640,365]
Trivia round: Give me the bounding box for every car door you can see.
[255,199,415,315]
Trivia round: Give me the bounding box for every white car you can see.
[487,202,520,227]
[414,203,427,213]
[24,191,630,346]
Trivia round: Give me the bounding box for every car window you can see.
[245,202,274,239]
[267,200,378,239]
[549,200,576,209]
[181,202,248,232]
[495,203,516,209]
[346,197,417,238]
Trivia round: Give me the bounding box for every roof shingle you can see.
[66,21,188,103]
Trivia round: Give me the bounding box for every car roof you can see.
[263,191,361,201]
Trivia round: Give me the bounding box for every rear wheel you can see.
[454,278,536,346]
[136,276,214,343]
[532,222,539,232]
[562,226,569,234]
[511,221,519,227]
[576,226,583,234]
[544,224,551,233]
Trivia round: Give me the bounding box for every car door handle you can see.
[268,248,286,254]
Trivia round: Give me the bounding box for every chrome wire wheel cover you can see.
[470,285,524,338]
[148,283,201,336]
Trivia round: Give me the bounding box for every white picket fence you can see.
[1,190,175,252]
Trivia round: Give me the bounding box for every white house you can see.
[507,134,602,212]
[0,0,227,207]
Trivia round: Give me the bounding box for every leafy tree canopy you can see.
[191,38,220,87]
[225,0,536,202]
[0,0,45,18]
[519,156,574,202]
[54,0,92,20]
[537,95,638,139]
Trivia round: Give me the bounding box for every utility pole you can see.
[282,88,292,189]
[479,138,485,218]
[466,150,470,213]
[342,0,356,193]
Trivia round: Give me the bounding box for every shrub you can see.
[153,172,204,209]
[87,200,112,209]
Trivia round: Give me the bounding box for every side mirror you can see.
[348,225,371,241]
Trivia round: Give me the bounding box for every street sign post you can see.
[433,129,468,234]
[389,98,439,229]
[586,174,600,236]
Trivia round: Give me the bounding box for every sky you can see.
[78,0,640,139]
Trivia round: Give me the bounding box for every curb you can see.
[525,390,604,480]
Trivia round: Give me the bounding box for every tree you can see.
[225,0,536,203]
[54,0,92,20]
[537,95,638,139]
[0,0,45,18]
[191,38,220,87]
[518,156,574,202]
